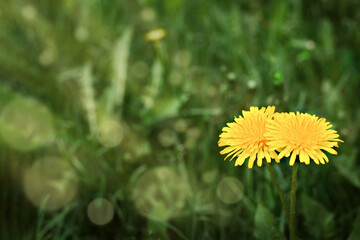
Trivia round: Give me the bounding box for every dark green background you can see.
[0,0,359,239]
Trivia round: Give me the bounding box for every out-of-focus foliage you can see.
[0,0,359,239]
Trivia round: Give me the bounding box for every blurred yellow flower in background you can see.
[144,28,167,42]
[218,106,279,168]
[265,112,343,165]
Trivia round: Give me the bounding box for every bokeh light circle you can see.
[87,198,114,226]
[174,119,188,133]
[173,50,192,68]
[0,97,55,151]
[75,26,89,42]
[21,5,37,21]
[23,156,78,211]
[140,7,156,22]
[97,118,123,148]
[130,61,149,79]
[216,177,244,204]
[132,166,188,221]
[158,129,177,147]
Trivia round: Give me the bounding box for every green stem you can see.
[153,41,165,64]
[266,163,290,224]
[290,163,298,240]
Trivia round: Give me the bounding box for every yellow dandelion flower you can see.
[218,106,279,168]
[144,28,167,42]
[265,112,343,165]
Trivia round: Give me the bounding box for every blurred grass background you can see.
[0,0,360,239]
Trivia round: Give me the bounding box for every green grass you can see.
[0,0,360,239]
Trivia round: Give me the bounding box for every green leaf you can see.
[254,204,286,240]
[111,26,133,107]
[164,0,184,15]
[348,211,360,240]
[150,57,164,97]
[146,96,184,123]
[273,71,283,85]
[301,194,336,239]
[319,19,335,56]
[333,150,360,189]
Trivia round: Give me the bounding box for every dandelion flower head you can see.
[144,28,167,42]
[265,112,343,166]
[218,106,279,168]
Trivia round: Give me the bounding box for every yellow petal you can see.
[318,151,329,163]
[258,149,264,160]
[264,150,271,163]
[278,146,292,159]
[300,150,310,165]
[321,147,338,155]
[270,151,280,163]
[248,152,257,168]
[307,151,320,165]
[314,150,326,164]
[289,149,299,166]
[220,147,236,155]
[228,149,242,161]
[257,150,264,167]
[235,152,250,166]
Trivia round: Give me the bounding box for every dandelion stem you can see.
[154,41,165,64]
[266,163,290,224]
[290,163,298,240]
